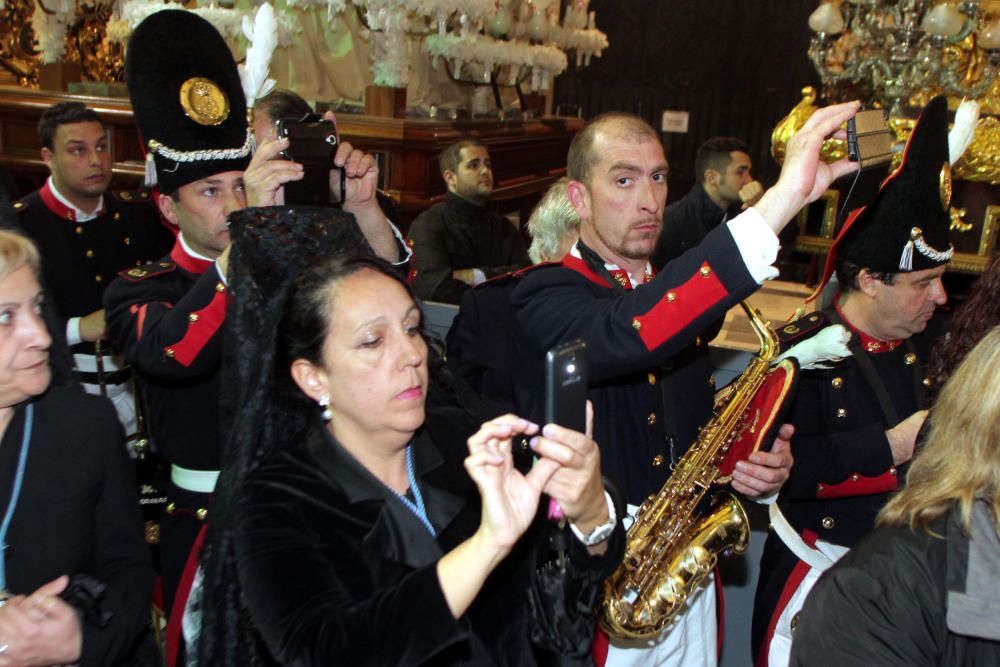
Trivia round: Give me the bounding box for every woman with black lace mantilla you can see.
[194,206,624,666]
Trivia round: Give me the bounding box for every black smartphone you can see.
[847,108,894,170]
[275,115,345,206]
[544,339,588,433]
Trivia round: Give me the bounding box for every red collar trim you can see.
[170,238,214,275]
[39,180,92,221]
[562,252,652,290]
[563,253,614,288]
[835,297,902,353]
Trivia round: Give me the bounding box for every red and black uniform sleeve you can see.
[104,261,226,381]
[513,223,757,384]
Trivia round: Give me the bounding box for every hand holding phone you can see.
[275,115,345,206]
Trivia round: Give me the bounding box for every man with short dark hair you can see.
[14,101,173,433]
[752,96,955,666]
[408,139,530,304]
[512,104,860,665]
[653,136,763,267]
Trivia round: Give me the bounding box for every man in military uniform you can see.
[15,102,173,434]
[752,96,956,666]
[104,10,407,616]
[511,104,860,666]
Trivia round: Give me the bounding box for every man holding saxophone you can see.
[511,101,861,666]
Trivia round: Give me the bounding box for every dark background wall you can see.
[553,1,821,203]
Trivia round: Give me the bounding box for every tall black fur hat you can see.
[126,10,253,194]
[811,96,955,299]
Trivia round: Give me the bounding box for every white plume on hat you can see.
[948,99,980,166]
[239,3,278,111]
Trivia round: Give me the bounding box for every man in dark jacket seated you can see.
[408,139,530,304]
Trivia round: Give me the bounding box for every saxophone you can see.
[600,300,783,640]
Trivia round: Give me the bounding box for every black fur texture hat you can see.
[837,95,953,273]
[812,96,955,300]
[126,10,253,194]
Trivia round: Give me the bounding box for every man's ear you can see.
[857,268,880,298]
[703,168,721,188]
[290,358,327,403]
[41,147,54,170]
[443,169,457,192]
[156,194,181,228]
[566,179,591,222]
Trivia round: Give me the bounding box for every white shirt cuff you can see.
[472,269,487,286]
[387,220,412,266]
[726,207,780,284]
[66,316,83,347]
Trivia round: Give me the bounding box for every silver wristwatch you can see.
[569,490,617,546]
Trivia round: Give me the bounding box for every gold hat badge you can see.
[179,77,229,126]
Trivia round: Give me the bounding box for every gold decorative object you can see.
[806,0,999,112]
[0,0,123,86]
[771,87,847,165]
[179,77,230,125]
[772,87,1000,185]
[940,160,953,208]
[950,206,973,231]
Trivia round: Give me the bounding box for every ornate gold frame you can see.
[794,191,997,275]
[794,189,839,255]
[949,205,1000,273]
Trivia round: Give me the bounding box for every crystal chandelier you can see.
[807,1,1000,111]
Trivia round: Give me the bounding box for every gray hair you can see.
[527,178,580,263]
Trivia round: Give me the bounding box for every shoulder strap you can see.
[825,310,926,426]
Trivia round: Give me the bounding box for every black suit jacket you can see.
[1,386,154,665]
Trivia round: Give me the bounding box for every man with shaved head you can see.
[511,103,860,665]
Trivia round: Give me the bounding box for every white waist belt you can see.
[171,465,220,494]
[768,502,835,571]
[81,380,131,399]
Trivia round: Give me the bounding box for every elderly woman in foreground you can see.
[0,229,153,666]
[790,326,1000,665]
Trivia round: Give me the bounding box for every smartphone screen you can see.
[544,339,588,433]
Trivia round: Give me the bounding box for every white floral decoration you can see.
[352,0,494,24]
[107,1,299,46]
[370,7,410,86]
[32,0,74,64]
[423,33,566,72]
[547,25,607,57]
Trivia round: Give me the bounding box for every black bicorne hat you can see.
[810,96,955,300]
[126,10,254,194]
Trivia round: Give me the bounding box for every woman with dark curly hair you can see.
[925,254,1000,400]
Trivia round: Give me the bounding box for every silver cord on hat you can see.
[144,128,255,187]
